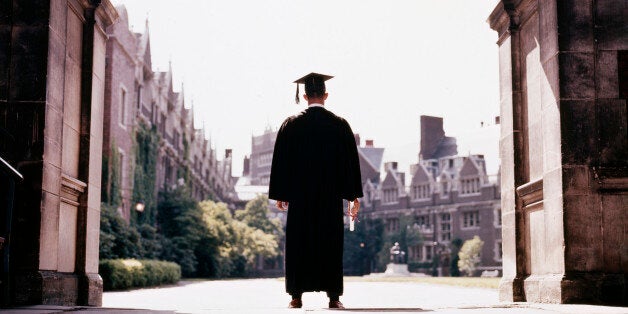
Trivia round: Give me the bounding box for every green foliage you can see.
[157,187,204,276]
[102,141,121,207]
[200,199,280,277]
[449,238,463,277]
[235,194,284,238]
[343,218,384,275]
[99,259,181,291]
[407,261,434,272]
[458,236,484,276]
[99,203,141,259]
[132,122,159,225]
[100,178,283,280]
[376,215,423,268]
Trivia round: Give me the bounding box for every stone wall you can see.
[489,0,626,305]
[0,0,117,307]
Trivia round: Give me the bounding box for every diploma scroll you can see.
[349,201,355,232]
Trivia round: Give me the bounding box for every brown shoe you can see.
[288,298,302,308]
[328,300,345,309]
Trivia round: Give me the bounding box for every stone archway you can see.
[0,0,117,307]
[489,0,627,305]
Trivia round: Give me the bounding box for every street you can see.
[101,278,627,314]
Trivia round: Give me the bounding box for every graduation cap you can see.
[294,72,334,104]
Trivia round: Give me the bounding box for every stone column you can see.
[0,0,117,307]
[488,0,627,305]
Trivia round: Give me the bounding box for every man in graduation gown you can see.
[269,72,363,309]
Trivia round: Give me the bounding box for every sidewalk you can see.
[2,279,626,314]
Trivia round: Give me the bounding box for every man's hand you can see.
[348,199,360,219]
[276,200,289,211]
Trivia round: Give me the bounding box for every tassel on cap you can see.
[293,72,334,105]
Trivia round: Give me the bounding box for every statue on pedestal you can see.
[389,242,406,264]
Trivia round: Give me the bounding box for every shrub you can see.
[458,236,484,276]
[100,259,181,291]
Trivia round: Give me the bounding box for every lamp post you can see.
[135,201,145,213]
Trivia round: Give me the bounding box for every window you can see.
[257,152,273,166]
[151,101,157,123]
[494,240,503,261]
[415,215,430,227]
[462,211,480,228]
[425,245,433,261]
[385,218,399,233]
[119,87,127,127]
[408,244,423,261]
[494,208,502,227]
[412,183,431,200]
[441,223,451,241]
[260,175,270,185]
[173,131,180,151]
[383,188,398,204]
[118,149,126,185]
[460,177,481,195]
[441,181,449,196]
[440,213,451,241]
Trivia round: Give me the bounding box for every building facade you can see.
[249,127,277,186]
[363,116,502,276]
[103,6,236,220]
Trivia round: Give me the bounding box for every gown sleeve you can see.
[340,120,364,201]
[268,119,292,201]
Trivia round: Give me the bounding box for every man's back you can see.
[269,106,361,203]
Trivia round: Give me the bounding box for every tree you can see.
[99,203,142,259]
[343,218,384,275]
[200,200,280,277]
[234,194,283,238]
[457,236,484,276]
[157,187,207,276]
[449,238,463,277]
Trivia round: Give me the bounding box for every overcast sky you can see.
[111,0,502,178]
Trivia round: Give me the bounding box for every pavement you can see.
[1,278,626,314]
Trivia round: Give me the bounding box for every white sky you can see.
[112,0,503,178]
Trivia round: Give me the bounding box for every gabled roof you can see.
[411,164,432,185]
[459,157,481,177]
[381,165,404,190]
[137,21,152,72]
[358,146,384,171]
[357,146,384,185]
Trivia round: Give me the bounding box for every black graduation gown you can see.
[269,106,363,296]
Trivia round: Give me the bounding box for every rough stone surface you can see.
[489,0,627,305]
[0,0,117,307]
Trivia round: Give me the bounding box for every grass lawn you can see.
[343,276,501,289]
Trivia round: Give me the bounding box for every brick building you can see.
[103,6,235,220]
[248,127,277,186]
[363,116,502,276]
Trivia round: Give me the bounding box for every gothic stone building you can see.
[103,6,235,220]
[363,116,502,276]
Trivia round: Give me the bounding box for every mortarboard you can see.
[293,72,334,104]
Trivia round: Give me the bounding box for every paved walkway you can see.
[2,278,627,313]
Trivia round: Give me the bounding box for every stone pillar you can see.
[0,0,117,307]
[489,0,627,305]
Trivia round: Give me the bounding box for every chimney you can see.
[243,155,250,176]
[225,149,232,158]
[385,161,398,171]
[354,133,361,146]
[420,115,445,160]
[365,139,374,147]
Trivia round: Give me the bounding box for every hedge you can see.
[100,259,181,290]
